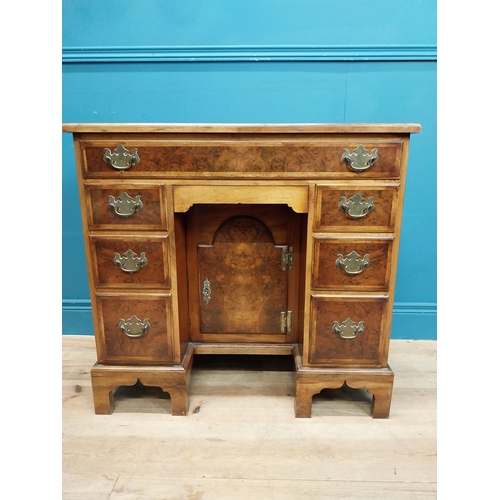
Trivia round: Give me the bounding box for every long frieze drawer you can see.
[308,295,390,366]
[94,293,175,364]
[314,184,399,232]
[84,183,168,230]
[89,235,170,289]
[80,139,403,178]
[312,237,393,291]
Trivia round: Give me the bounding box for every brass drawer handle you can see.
[103,145,140,172]
[332,318,364,340]
[113,249,148,273]
[339,193,374,219]
[341,145,378,172]
[108,193,143,218]
[118,316,150,338]
[336,250,370,275]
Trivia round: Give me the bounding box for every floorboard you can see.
[62,336,437,499]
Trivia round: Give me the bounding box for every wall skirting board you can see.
[62,45,437,63]
[62,300,437,340]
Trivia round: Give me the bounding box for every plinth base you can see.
[295,363,394,418]
[89,344,394,418]
[90,345,194,416]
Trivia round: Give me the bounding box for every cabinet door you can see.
[186,204,301,343]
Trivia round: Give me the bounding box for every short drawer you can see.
[84,183,167,230]
[90,235,170,289]
[312,236,393,291]
[314,184,399,232]
[308,295,390,366]
[95,293,175,364]
[81,138,403,178]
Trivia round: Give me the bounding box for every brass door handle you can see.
[332,318,364,340]
[341,145,378,172]
[103,145,140,172]
[118,316,150,338]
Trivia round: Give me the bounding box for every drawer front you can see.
[90,235,170,289]
[84,183,167,230]
[312,237,393,291]
[314,184,399,232]
[95,294,174,364]
[81,139,402,178]
[309,295,390,366]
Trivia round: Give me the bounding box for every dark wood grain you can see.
[309,296,389,366]
[186,204,302,343]
[312,237,393,291]
[91,236,170,288]
[198,216,287,334]
[85,183,167,230]
[96,294,174,364]
[189,204,291,245]
[82,140,402,178]
[315,184,399,232]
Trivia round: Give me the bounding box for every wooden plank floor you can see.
[62,336,437,499]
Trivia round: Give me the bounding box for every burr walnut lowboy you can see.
[63,123,421,418]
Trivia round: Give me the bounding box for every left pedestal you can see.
[90,346,194,415]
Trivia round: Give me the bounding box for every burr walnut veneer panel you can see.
[95,293,175,365]
[82,139,403,178]
[63,123,420,419]
[312,236,393,291]
[84,183,168,230]
[308,295,390,366]
[90,235,170,289]
[314,184,399,232]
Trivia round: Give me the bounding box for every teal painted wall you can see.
[62,0,437,339]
